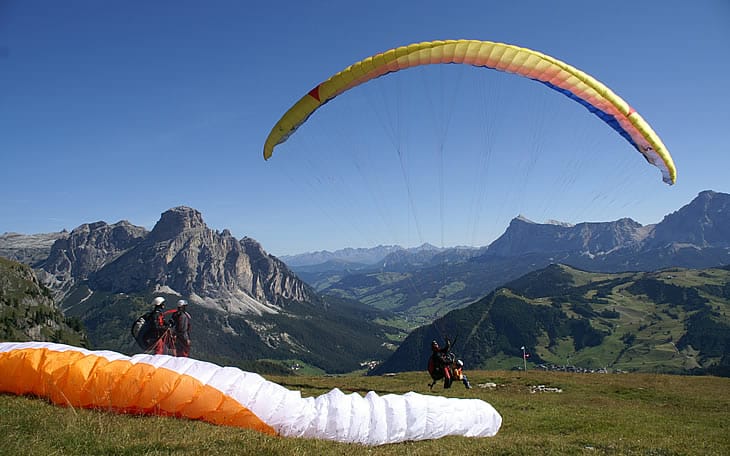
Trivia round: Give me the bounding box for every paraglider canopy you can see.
[0,342,502,445]
[263,39,676,185]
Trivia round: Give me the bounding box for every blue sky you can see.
[1,0,729,256]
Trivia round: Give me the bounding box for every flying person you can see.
[431,338,452,367]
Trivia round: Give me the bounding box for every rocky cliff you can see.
[485,216,649,258]
[646,190,730,248]
[483,191,730,269]
[88,206,315,314]
[35,220,148,298]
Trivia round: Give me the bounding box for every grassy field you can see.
[0,370,727,455]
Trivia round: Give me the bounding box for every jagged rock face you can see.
[148,206,206,242]
[240,237,312,304]
[483,218,564,256]
[486,217,645,257]
[480,191,730,272]
[37,221,147,295]
[573,219,648,253]
[647,190,730,248]
[89,207,315,315]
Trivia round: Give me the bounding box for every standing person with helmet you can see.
[170,299,192,357]
[149,297,168,354]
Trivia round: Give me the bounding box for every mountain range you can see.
[0,207,395,372]
[0,190,728,374]
[291,190,730,326]
[289,190,729,270]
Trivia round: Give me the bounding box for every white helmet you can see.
[177,299,188,307]
[457,359,464,367]
[152,296,165,307]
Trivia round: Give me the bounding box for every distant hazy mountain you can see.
[0,231,69,266]
[287,243,482,288]
[280,245,404,267]
[288,190,728,277]
[380,244,481,271]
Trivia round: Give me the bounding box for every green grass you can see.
[1,370,727,455]
[256,359,326,376]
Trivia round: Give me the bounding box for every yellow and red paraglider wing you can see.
[263,40,675,185]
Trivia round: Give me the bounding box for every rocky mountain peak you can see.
[149,206,205,241]
[74,209,318,315]
[487,215,646,258]
[514,214,536,224]
[648,190,730,248]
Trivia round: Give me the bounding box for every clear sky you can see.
[1,0,729,256]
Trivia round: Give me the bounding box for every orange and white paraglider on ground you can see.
[0,342,502,445]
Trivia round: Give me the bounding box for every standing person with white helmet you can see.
[149,296,168,354]
[170,299,192,357]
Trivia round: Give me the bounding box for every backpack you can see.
[131,311,154,349]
